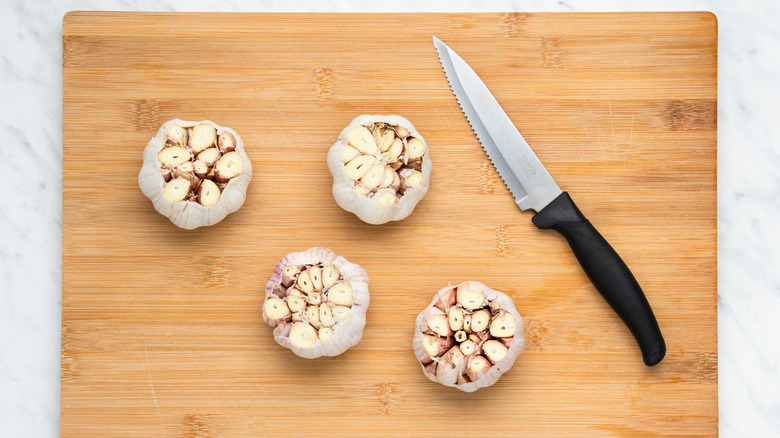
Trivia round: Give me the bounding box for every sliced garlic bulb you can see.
[263,247,370,359]
[327,115,432,224]
[412,281,524,392]
[138,119,252,230]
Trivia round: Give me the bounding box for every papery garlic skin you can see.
[412,281,524,392]
[138,119,252,230]
[328,115,432,225]
[263,247,370,359]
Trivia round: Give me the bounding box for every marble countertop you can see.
[1,0,778,436]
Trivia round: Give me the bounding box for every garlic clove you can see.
[138,119,252,229]
[158,146,191,169]
[263,248,369,359]
[341,145,361,163]
[197,179,221,207]
[413,281,524,392]
[344,155,376,181]
[489,310,517,338]
[163,177,190,203]
[218,132,236,153]
[196,148,221,167]
[213,151,243,182]
[189,124,217,154]
[165,124,188,147]
[347,125,379,155]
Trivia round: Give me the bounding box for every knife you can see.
[433,36,665,366]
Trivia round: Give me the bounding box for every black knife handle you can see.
[532,192,665,366]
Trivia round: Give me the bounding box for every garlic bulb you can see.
[138,119,252,229]
[263,247,370,359]
[412,281,524,392]
[327,115,432,224]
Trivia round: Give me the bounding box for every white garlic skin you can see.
[138,119,253,230]
[327,115,432,225]
[264,247,370,359]
[412,281,525,392]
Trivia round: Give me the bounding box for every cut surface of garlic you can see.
[263,247,370,359]
[328,115,432,224]
[138,119,253,230]
[412,281,524,392]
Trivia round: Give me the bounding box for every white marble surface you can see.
[1,0,778,436]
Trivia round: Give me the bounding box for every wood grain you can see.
[62,12,717,437]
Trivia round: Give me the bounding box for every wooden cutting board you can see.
[62,12,717,437]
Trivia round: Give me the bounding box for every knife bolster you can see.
[531,192,584,228]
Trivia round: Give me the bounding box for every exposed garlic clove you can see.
[218,132,236,153]
[319,327,334,342]
[490,310,517,338]
[421,334,453,358]
[344,155,376,181]
[405,137,427,162]
[395,125,409,138]
[379,166,395,188]
[289,322,318,348]
[470,309,491,333]
[297,270,314,294]
[483,340,509,364]
[382,138,403,164]
[193,160,208,179]
[413,281,524,392]
[189,124,217,154]
[305,305,320,324]
[309,266,323,291]
[173,161,200,189]
[165,124,188,147]
[347,125,379,155]
[399,168,424,193]
[426,311,453,337]
[158,146,191,169]
[162,177,190,203]
[463,313,472,333]
[359,163,386,190]
[341,145,361,163]
[213,151,243,182]
[372,189,399,205]
[306,291,323,306]
[448,308,465,331]
[264,247,369,359]
[139,119,252,229]
[197,179,221,207]
[196,147,222,167]
[281,265,299,287]
[466,355,492,382]
[322,265,340,289]
[263,297,291,322]
[319,304,334,327]
[331,305,351,321]
[327,115,431,225]
[287,295,306,313]
[286,287,304,298]
[459,339,476,356]
[457,285,486,310]
[327,281,354,306]
[374,124,396,152]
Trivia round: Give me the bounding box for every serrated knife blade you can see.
[433,36,666,366]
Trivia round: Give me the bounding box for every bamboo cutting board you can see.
[62,12,717,437]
